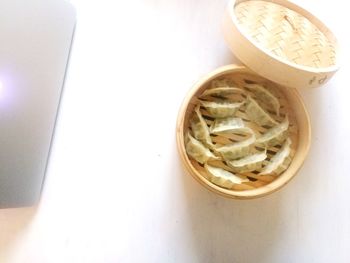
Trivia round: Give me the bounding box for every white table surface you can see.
[0,0,349,262]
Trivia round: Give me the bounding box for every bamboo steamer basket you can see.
[176,0,339,199]
[224,0,339,88]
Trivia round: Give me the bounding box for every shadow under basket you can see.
[176,65,311,199]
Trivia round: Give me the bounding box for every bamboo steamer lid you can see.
[223,0,339,89]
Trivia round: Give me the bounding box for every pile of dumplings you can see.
[185,78,295,190]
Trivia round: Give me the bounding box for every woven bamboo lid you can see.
[223,0,339,89]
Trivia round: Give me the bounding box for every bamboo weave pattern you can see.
[235,1,336,68]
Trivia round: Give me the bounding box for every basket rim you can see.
[176,64,311,199]
[227,0,340,74]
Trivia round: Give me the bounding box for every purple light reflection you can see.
[0,73,18,112]
[0,81,4,99]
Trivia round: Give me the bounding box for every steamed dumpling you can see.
[227,150,267,173]
[260,138,292,175]
[205,164,249,188]
[201,87,245,97]
[210,117,245,134]
[200,100,244,118]
[216,133,256,160]
[257,116,289,147]
[191,105,213,147]
[245,84,280,116]
[185,132,219,164]
[211,79,235,88]
[245,96,278,126]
